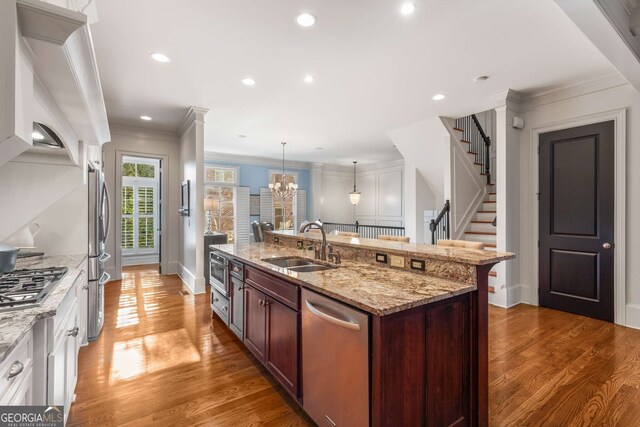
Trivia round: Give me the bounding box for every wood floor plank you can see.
[67,266,640,426]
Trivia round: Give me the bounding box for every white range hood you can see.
[0,0,110,167]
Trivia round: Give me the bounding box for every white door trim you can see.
[529,108,626,325]
[115,150,170,278]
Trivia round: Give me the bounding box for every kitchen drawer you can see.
[211,288,230,324]
[245,267,299,310]
[230,260,244,280]
[0,329,33,404]
[51,272,82,339]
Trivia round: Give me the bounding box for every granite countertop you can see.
[269,230,515,266]
[0,254,87,364]
[212,243,477,316]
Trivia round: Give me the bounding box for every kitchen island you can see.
[210,233,514,427]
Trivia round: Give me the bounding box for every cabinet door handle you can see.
[68,327,80,337]
[213,298,219,303]
[222,306,228,312]
[7,361,24,379]
[238,287,242,291]
[258,299,264,306]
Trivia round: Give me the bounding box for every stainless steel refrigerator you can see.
[88,163,111,341]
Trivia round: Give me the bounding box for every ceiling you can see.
[91,0,614,165]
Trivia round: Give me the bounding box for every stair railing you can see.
[456,114,492,184]
[429,200,450,244]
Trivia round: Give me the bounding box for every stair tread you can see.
[489,271,497,277]
[471,220,494,223]
[453,127,464,132]
[460,140,471,144]
[483,201,496,203]
[468,151,478,155]
[465,231,497,235]
[478,210,496,213]
[485,243,496,248]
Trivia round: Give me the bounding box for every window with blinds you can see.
[121,157,160,256]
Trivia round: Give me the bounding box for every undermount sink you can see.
[263,257,336,272]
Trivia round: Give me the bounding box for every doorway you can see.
[538,121,614,322]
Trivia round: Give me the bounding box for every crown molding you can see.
[517,71,628,112]
[110,123,179,143]
[178,106,209,137]
[204,151,313,170]
[491,89,524,111]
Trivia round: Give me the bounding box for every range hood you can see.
[32,122,64,149]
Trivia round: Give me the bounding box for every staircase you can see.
[452,116,498,293]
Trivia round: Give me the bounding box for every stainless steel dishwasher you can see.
[301,289,369,427]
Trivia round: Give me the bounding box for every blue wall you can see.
[207,160,311,221]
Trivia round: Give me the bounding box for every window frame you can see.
[204,164,240,186]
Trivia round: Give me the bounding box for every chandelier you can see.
[269,142,298,201]
[349,161,361,205]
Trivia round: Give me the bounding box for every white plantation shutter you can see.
[296,190,307,229]
[234,186,250,243]
[259,188,273,223]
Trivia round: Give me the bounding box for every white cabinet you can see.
[0,330,34,405]
[76,270,89,347]
[46,292,79,422]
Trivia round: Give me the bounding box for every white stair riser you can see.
[482,202,496,211]
[466,152,476,163]
[470,222,496,233]
[476,212,495,221]
[487,193,496,202]
[464,233,497,244]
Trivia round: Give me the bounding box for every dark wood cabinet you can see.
[244,285,266,362]
[244,281,300,399]
[229,276,244,339]
[265,295,299,397]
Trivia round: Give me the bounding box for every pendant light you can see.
[349,161,361,205]
[269,142,298,201]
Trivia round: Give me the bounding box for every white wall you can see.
[103,125,181,281]
[178,107,207,294]
[516,80,639,329]
[316,160,404,227]
[387,117,449,242]
[0,161,84,242]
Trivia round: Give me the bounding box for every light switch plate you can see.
[389,255,405,268]
[410,259,426,271]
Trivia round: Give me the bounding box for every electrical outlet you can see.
[274,236,280,243]
[376,253,388,263]
[389,255,405,268]
[297,240,304,249]
[410,259,426,271]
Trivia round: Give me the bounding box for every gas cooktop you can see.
[0,267,68,312]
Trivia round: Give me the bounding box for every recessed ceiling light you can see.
[32,131,44,140]
[238,134,247,138]
[304,75,314,83]
[432,94,445,101]
[242,77,256,86]
[150,52,170,63]
[296,12,317,27]
[474,75,490,83]
[315,147,323,150]
[140,115,152,121]
[400,2,416,16]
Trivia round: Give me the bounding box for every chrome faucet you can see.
[299,221,327,261]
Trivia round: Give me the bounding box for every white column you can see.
[310,162,323,221]
[493,90,522,307]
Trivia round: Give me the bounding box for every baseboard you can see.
[177,263,206,295]
[626,304,640,330]
[178,263,196,294]
[164,261,179,275]
[506,284,527,308]
[122,254,159,266]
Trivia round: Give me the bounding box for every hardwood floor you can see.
[68,265,640,426]
[68,265,313,427]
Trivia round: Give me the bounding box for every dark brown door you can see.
[265,296,300,397]
[244,285,266,361]
[539,121,614,322]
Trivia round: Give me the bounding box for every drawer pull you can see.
[213,298,219,303]
[222,306,228,312]
[7,361,24,379]
[68,327,80,337]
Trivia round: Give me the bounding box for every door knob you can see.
[603,243,612,249]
